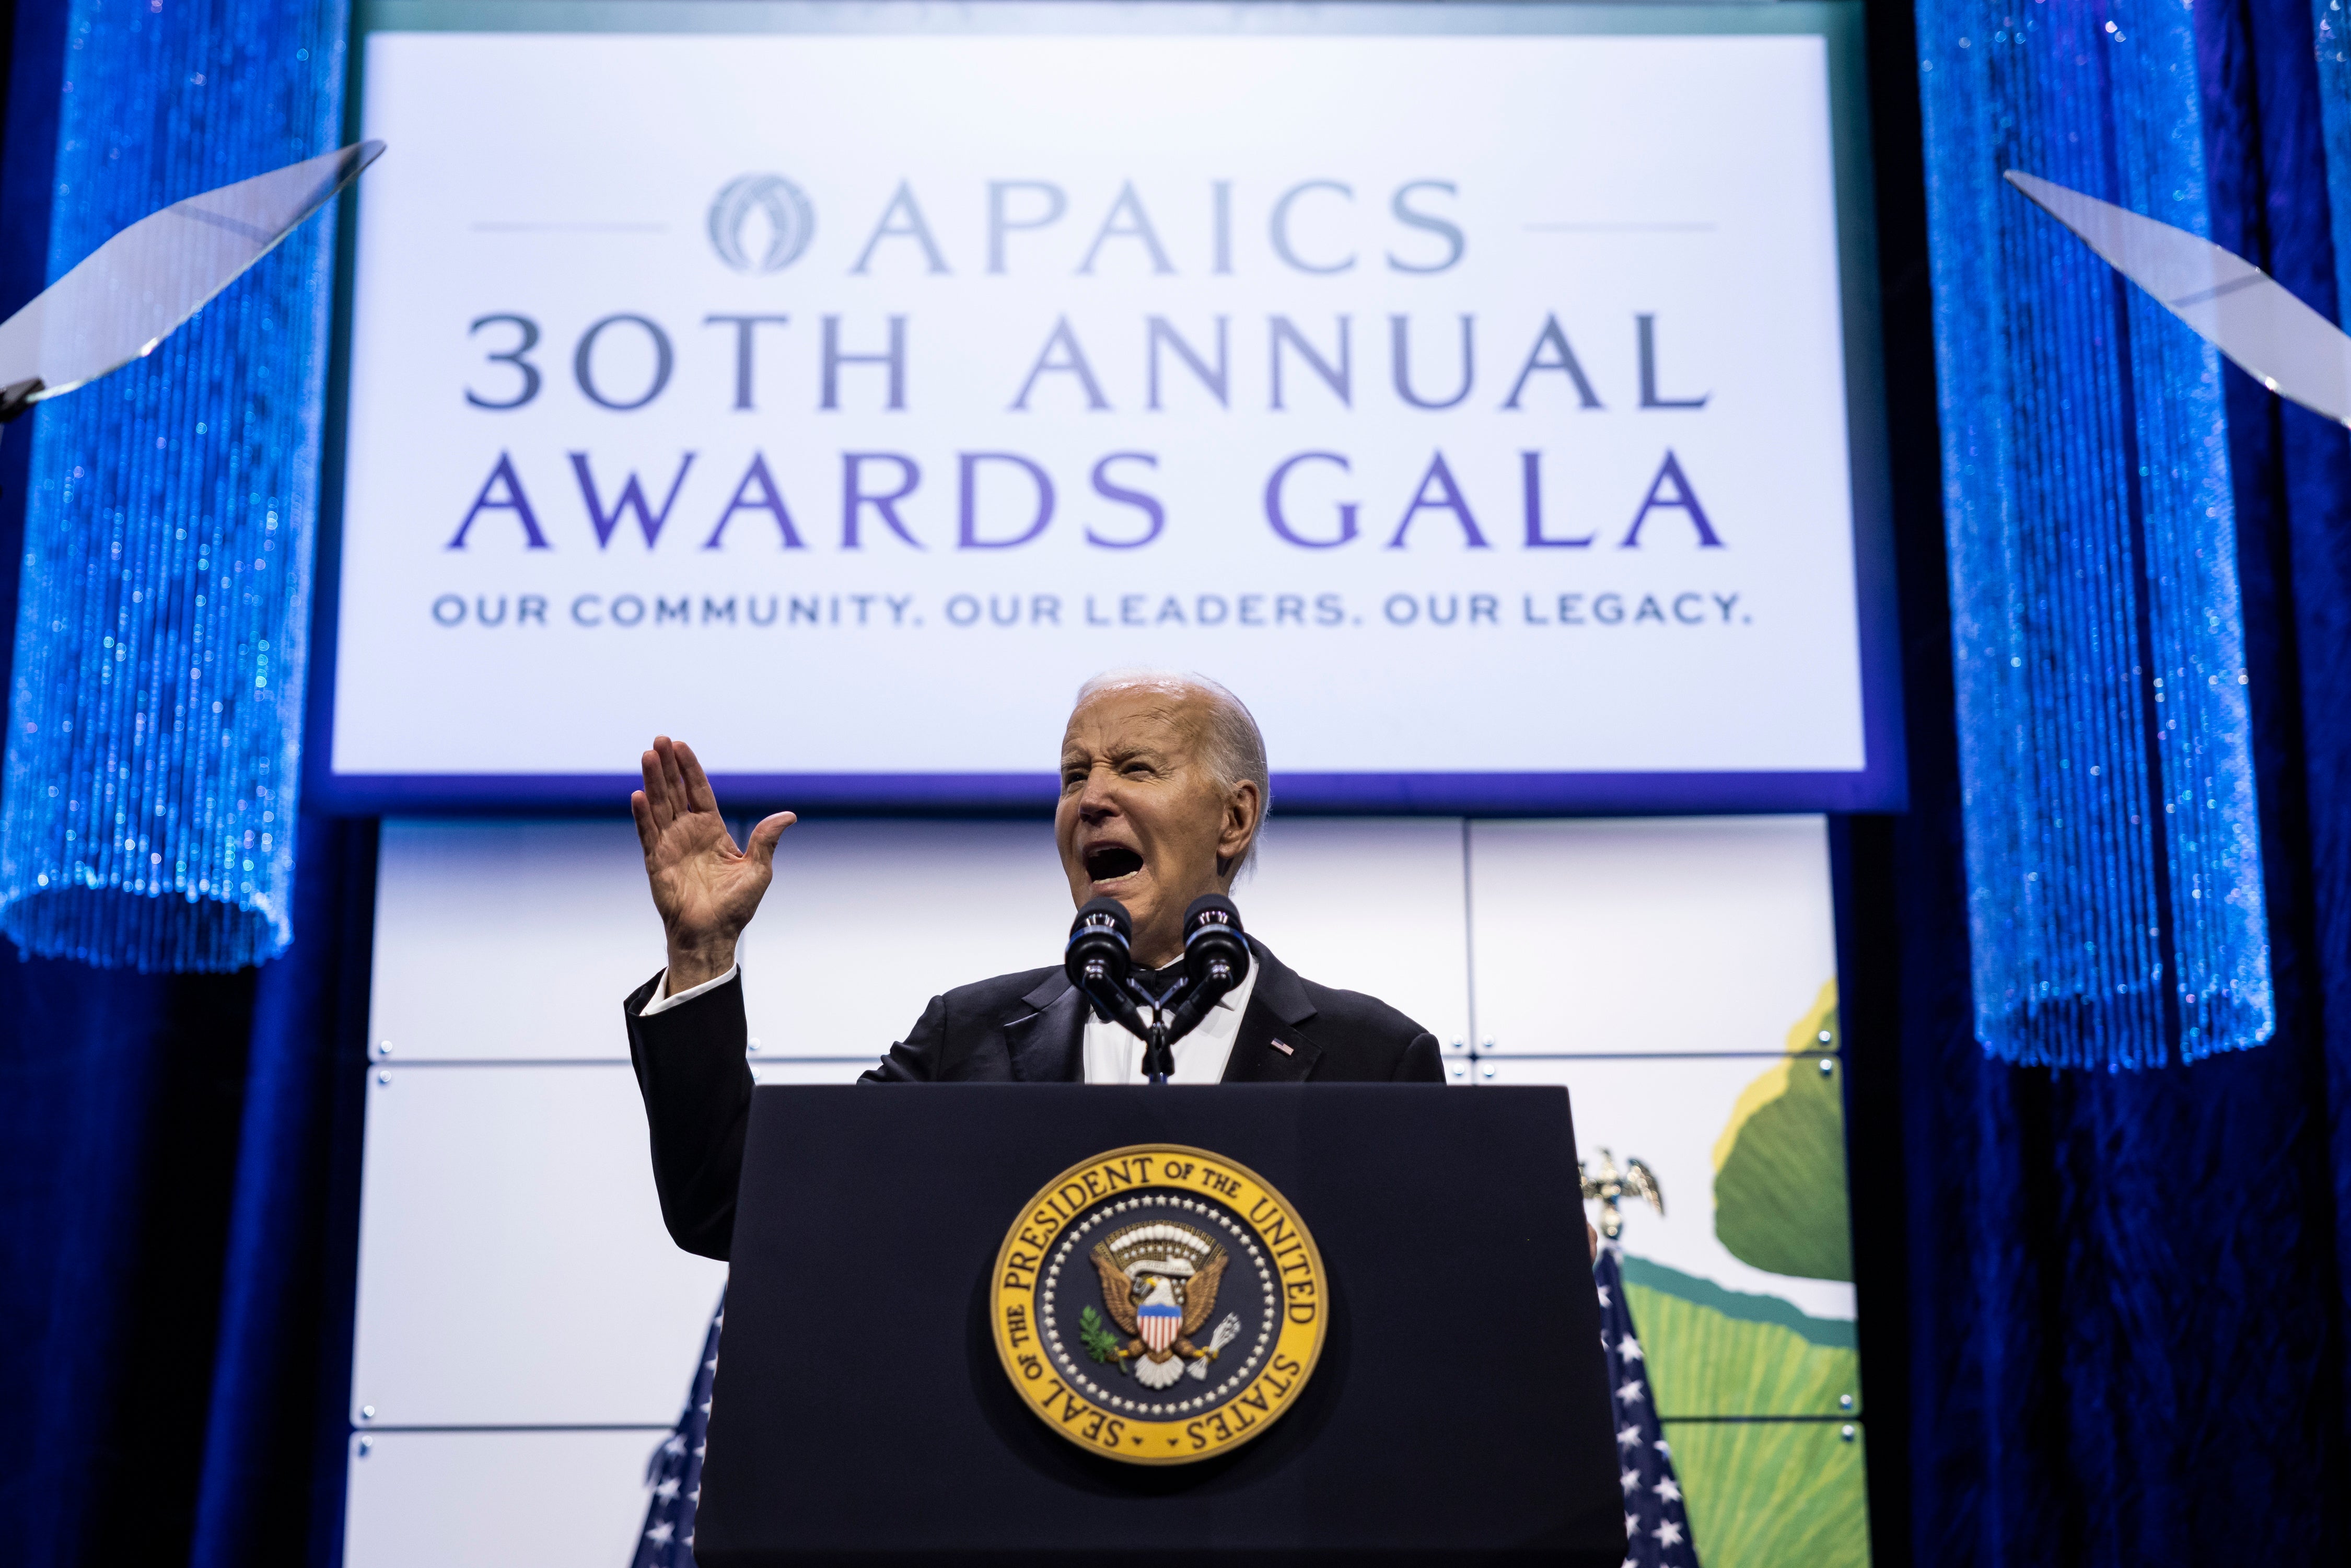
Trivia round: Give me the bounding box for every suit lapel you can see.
[1004,973,1087,1083]
[1221,940,1323,1083]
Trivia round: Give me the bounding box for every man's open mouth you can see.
[1084,844,1145,882]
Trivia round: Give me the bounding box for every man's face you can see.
[1055,684,1256,966]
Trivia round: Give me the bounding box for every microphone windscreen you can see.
[1066,896,1135,1016]
[1182,893,1243,935]
[1181,895,1250,984]
[1071,896,1133,943]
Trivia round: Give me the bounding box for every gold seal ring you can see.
[990,1142,1326,1465]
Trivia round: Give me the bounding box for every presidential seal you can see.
[991,1144,1325,1465]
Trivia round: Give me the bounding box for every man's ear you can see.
[1216,780,1262,877]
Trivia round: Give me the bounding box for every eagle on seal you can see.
[1089,1221,1236,1390]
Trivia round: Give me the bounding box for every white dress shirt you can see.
[1079,961,1259,1085]
[639,960,1260,1084]
[638,962,737,1017]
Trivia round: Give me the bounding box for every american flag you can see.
[634,1292,724,1568]
[1596,1244,1700,1568]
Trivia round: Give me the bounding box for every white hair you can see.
[1074,669,1271,877]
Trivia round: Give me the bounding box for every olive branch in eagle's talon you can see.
[1078,1305,1131,1367]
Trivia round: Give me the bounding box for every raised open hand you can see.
[631,736,795,993]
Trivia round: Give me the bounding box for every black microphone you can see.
[1160,895,1252,1048]
[1182,893,1250,990]
[1065,897,1146,1033]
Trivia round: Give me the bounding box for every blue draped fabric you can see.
[1848,0,2351,1561]
[187,814,378,1568]
[0,6,372,1568]
[0,817,374,1568]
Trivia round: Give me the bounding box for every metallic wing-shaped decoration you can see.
[2006,168,2351,427]
[1579,1147,1664,1240]
[0,139,383,420]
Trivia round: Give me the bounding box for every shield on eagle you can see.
[1137,1280,1182,1354]
[1089,1221,1231,1389]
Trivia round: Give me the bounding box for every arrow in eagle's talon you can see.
[1183,1311,1243,1379]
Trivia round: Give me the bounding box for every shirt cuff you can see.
[639,962,739,1018]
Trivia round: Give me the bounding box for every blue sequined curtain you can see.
[1914,0,2273,1067]
[0,0,345,970]
[1845,0,2351,1562]
[2318,0,2351,323]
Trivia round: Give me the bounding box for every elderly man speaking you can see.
[623,671,1445,1260]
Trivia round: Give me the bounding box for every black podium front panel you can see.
[699,1085,1622,1566]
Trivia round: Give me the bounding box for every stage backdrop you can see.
[340,814,1867,1568]
[317,1,1898,813]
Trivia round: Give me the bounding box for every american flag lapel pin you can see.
[1270,1038,1296,1056]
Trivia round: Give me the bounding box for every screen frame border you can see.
[306,0,1904,818]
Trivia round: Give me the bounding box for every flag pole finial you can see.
[1579,1147,1665,1240]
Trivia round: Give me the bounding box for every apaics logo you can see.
[706,173,815,273]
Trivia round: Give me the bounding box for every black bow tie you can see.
[1123,957,1190,1011]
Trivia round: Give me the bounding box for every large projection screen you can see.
[317,1,1898,812]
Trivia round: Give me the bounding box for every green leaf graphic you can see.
[1665,1418,1871,1568]
[1623,1271,1859,1419]
[1713,987,1853,1281]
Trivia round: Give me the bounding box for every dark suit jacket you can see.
[623,937,1445,1259]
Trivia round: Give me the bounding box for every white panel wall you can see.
[347,812,1836,1564]
[740,818,1071,1060]
[344,1430,668,1568]
[1242,817,1472,1052]
[351,1062,726,1426]
[368,819,658,1063]
[1468,817,1837,1056]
